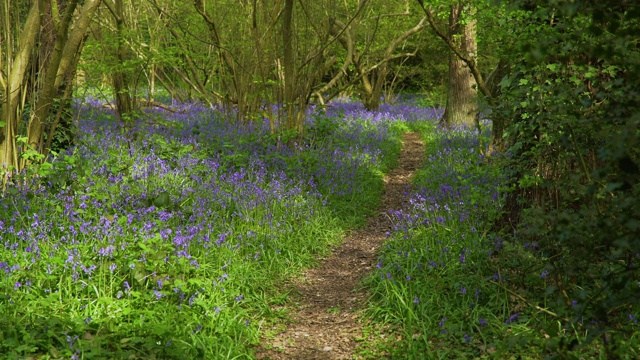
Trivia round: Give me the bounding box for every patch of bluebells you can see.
[375,121,502,282]
[370,120,507,349]
[0,97,414,356]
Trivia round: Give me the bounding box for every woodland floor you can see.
[255,132,425,359]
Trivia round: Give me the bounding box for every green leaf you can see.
[499,76,512,88]
[153,191,171,208]
[134,268,147,284]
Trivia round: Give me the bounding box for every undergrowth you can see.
[361,121,640,359]
[0,100,424,359]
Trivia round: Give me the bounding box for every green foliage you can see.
[489,1,640,357]
[362,124,518,358]
[0,99,407,358]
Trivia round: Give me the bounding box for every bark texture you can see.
[441,3,478,128]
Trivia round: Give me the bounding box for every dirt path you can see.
[255,132,425,359]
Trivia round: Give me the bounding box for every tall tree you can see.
[1,0,41,177]
[316,0,428,111]
[101,0,135,122]
[418,0,507,150]
[440,3,478,128]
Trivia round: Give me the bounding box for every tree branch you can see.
[417,2,492,98]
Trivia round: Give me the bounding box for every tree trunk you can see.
[0,0,42,174]
[361,68,386,111]
[27,0,80,156]
[27,0,101,156]
[282,0,299,132]
[324,14,426,112]
[111,0,134,123]
[441,3,478,129]
[1,0,100,178]
[486,60,511,153]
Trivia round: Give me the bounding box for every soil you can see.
[254,132,425,359]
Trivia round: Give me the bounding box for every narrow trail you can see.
[255,132,425,359]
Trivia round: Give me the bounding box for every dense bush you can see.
[490,1,640,357]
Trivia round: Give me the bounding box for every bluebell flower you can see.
[439,317,447,327]
[505,313,520,325]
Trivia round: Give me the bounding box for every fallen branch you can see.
[101,98,179,113]
[138,99,178,113]
[490,280,569,321]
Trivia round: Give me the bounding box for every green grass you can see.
[359,122,640,359]
[0,100,408,359]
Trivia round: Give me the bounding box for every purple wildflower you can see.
[459,248,466,263]
[439,317,447,327]
[505,313,520,325]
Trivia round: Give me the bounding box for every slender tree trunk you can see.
[441,3,478,129]
[27,0,80,156]
[486,59,510,153]
[1,0,100,177]
[325,15,426,112]
[111,0,134,123]
[282,0,299,132]
[0,0,42,174]
[28,0,101,156]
